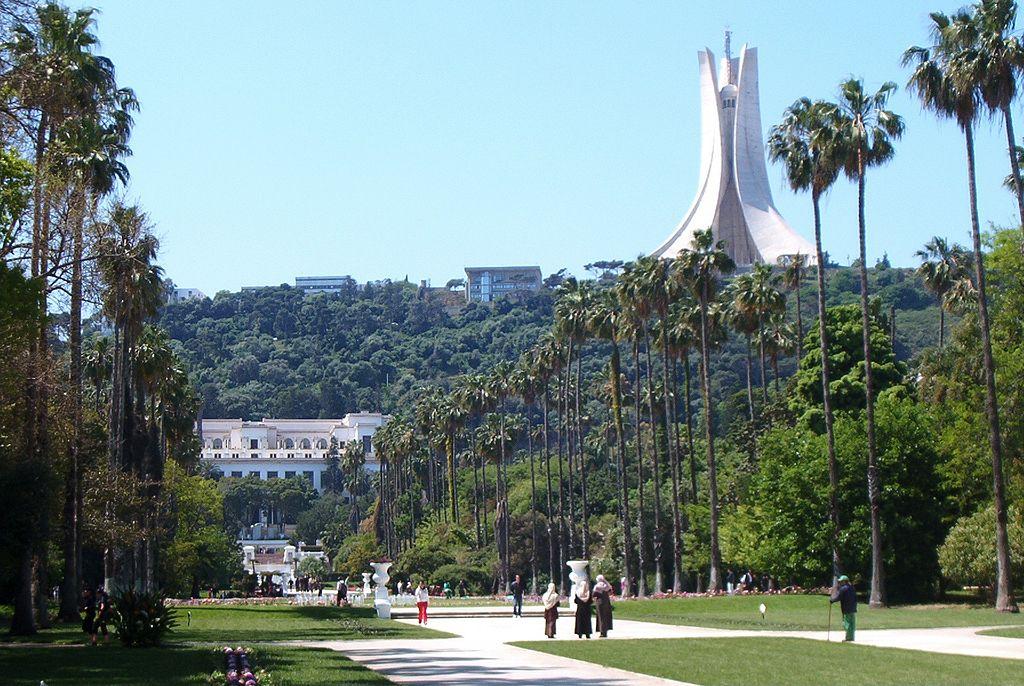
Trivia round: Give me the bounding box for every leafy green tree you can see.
[161,462,237,598]
[792,304,906,423]
[297,555,328,582]
[940,505,1023,591]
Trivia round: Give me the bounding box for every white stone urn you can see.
[361,572,372,598]
[370,561,393,619]
[567,560,590,611]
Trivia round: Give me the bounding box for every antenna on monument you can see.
[724,27,734,83]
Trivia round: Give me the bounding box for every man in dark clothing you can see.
[726,568,736,594]
[829,575,857,642]
[511,574,524,617]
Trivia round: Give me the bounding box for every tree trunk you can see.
[684,355,697,501]
[699,282,722,591]
[608,331,634,595]
[795,271,804,363]
[1000,103,1024,232]
[643,330,664,592]
[813,193,843,579]
[744,333,755,422]
[965,125,1018,613]
[660,314,684,593]
[542,390,557,588]
[527,417,538,595]
[555,372,568,594]
[632,341,647,597]
[856,155,885,609]
[575,348,590,558]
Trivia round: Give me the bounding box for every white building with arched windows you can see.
[199,414,389,492]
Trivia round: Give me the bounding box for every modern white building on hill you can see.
[464,266,543,303]
[199,414,389,492]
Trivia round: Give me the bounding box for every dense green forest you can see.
[159,263,942,425]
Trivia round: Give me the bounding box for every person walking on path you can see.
[415,580,430,625]
[94,587,111,644]
[830,575,857,642]
[511,574,524,617]
[81,588,97,645]
[574,579,593,639]
[542,582,559,638]
[592,575,614,638]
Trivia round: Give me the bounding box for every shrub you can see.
[111,590,177,647]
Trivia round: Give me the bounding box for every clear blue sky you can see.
[86,0,1022,295]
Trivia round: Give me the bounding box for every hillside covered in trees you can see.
[160,263,943,424]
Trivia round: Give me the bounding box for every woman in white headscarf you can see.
[542,582,559,638]
[574,579,593,638]
[592,574,614,638]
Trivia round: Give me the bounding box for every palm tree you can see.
[675,228,735,591]
[726,273,762,423]
[971,0,1024,229]
[667,299,700,501]
[341,439,367,531]
[488,360,516,591]
[915,236,973,346]
[761,316,797,394]
[781,254,808,363]
[768,96,846,580]
[904,12,1018,612]
[587,288,635,594]
[617,302,649,596]
[833,77,904,607]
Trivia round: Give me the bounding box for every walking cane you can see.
[826,598,832,642]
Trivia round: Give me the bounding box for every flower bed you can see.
[167,597,291,607]
[214,646,272,686]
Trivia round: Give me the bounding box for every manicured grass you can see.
[513,637,1024,686]
[613,594,1024,631]
[979,626,1024,638]
[1,604,451,645]
[0,644,387,685]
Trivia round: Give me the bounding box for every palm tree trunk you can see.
[527,417,539,595]
[608,332,634,595]
[472,440,482,547]
[660,316,684,593]
[965,124,1018,612]
[542,389,558,588]
[757,314,768,407]
[498,400,510,594]
[939,304,945,348]
[575,348,590,558]
[813,193,844,579]
[856,156,885,609]
[744,333,755,422]
[632,341,648,597]
[1000,103,1024,231]
[556,373,568,593]
[795,273,804,363]
[699,284,722,591]
[59,191,85,620]
[447,433,457,523]
[643,329,664,593]
[684,355,697,501]
[562,347,577,558]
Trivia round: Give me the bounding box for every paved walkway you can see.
[300,608,1024,685]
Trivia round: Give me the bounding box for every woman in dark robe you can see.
[574,579,593,639]
[542,582,559,638]
[592,574,614,638]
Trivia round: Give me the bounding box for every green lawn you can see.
[0,644,388,685]
[979,626,1024,638]
[613,594,1024,631]
[514,637,1024,686]
[1,604,450,645]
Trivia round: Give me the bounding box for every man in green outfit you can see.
[830,575,857,642]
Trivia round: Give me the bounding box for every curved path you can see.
[298,606,1024,685]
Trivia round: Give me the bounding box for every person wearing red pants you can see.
[415,580,430,624]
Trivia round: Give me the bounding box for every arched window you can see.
[212,438,223,449]
[285,438,294,449]
[300,438,311,450]
[316,438,327,449]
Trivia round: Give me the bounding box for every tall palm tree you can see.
[532,336,562,588]
[342,439,367,531]
[675,228,735,591]
[761,315,797,394]
[781,254,808,363]
[588,288,635,594]
[768,97,846,580]
[618,257,667,591]
[971,0,1024,229]
[904,12,1018,612]
[726,273,762,423]
[833,77,904,607]
[488,361,516,591]
[667,299,700,501]
[915,236,973,346]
